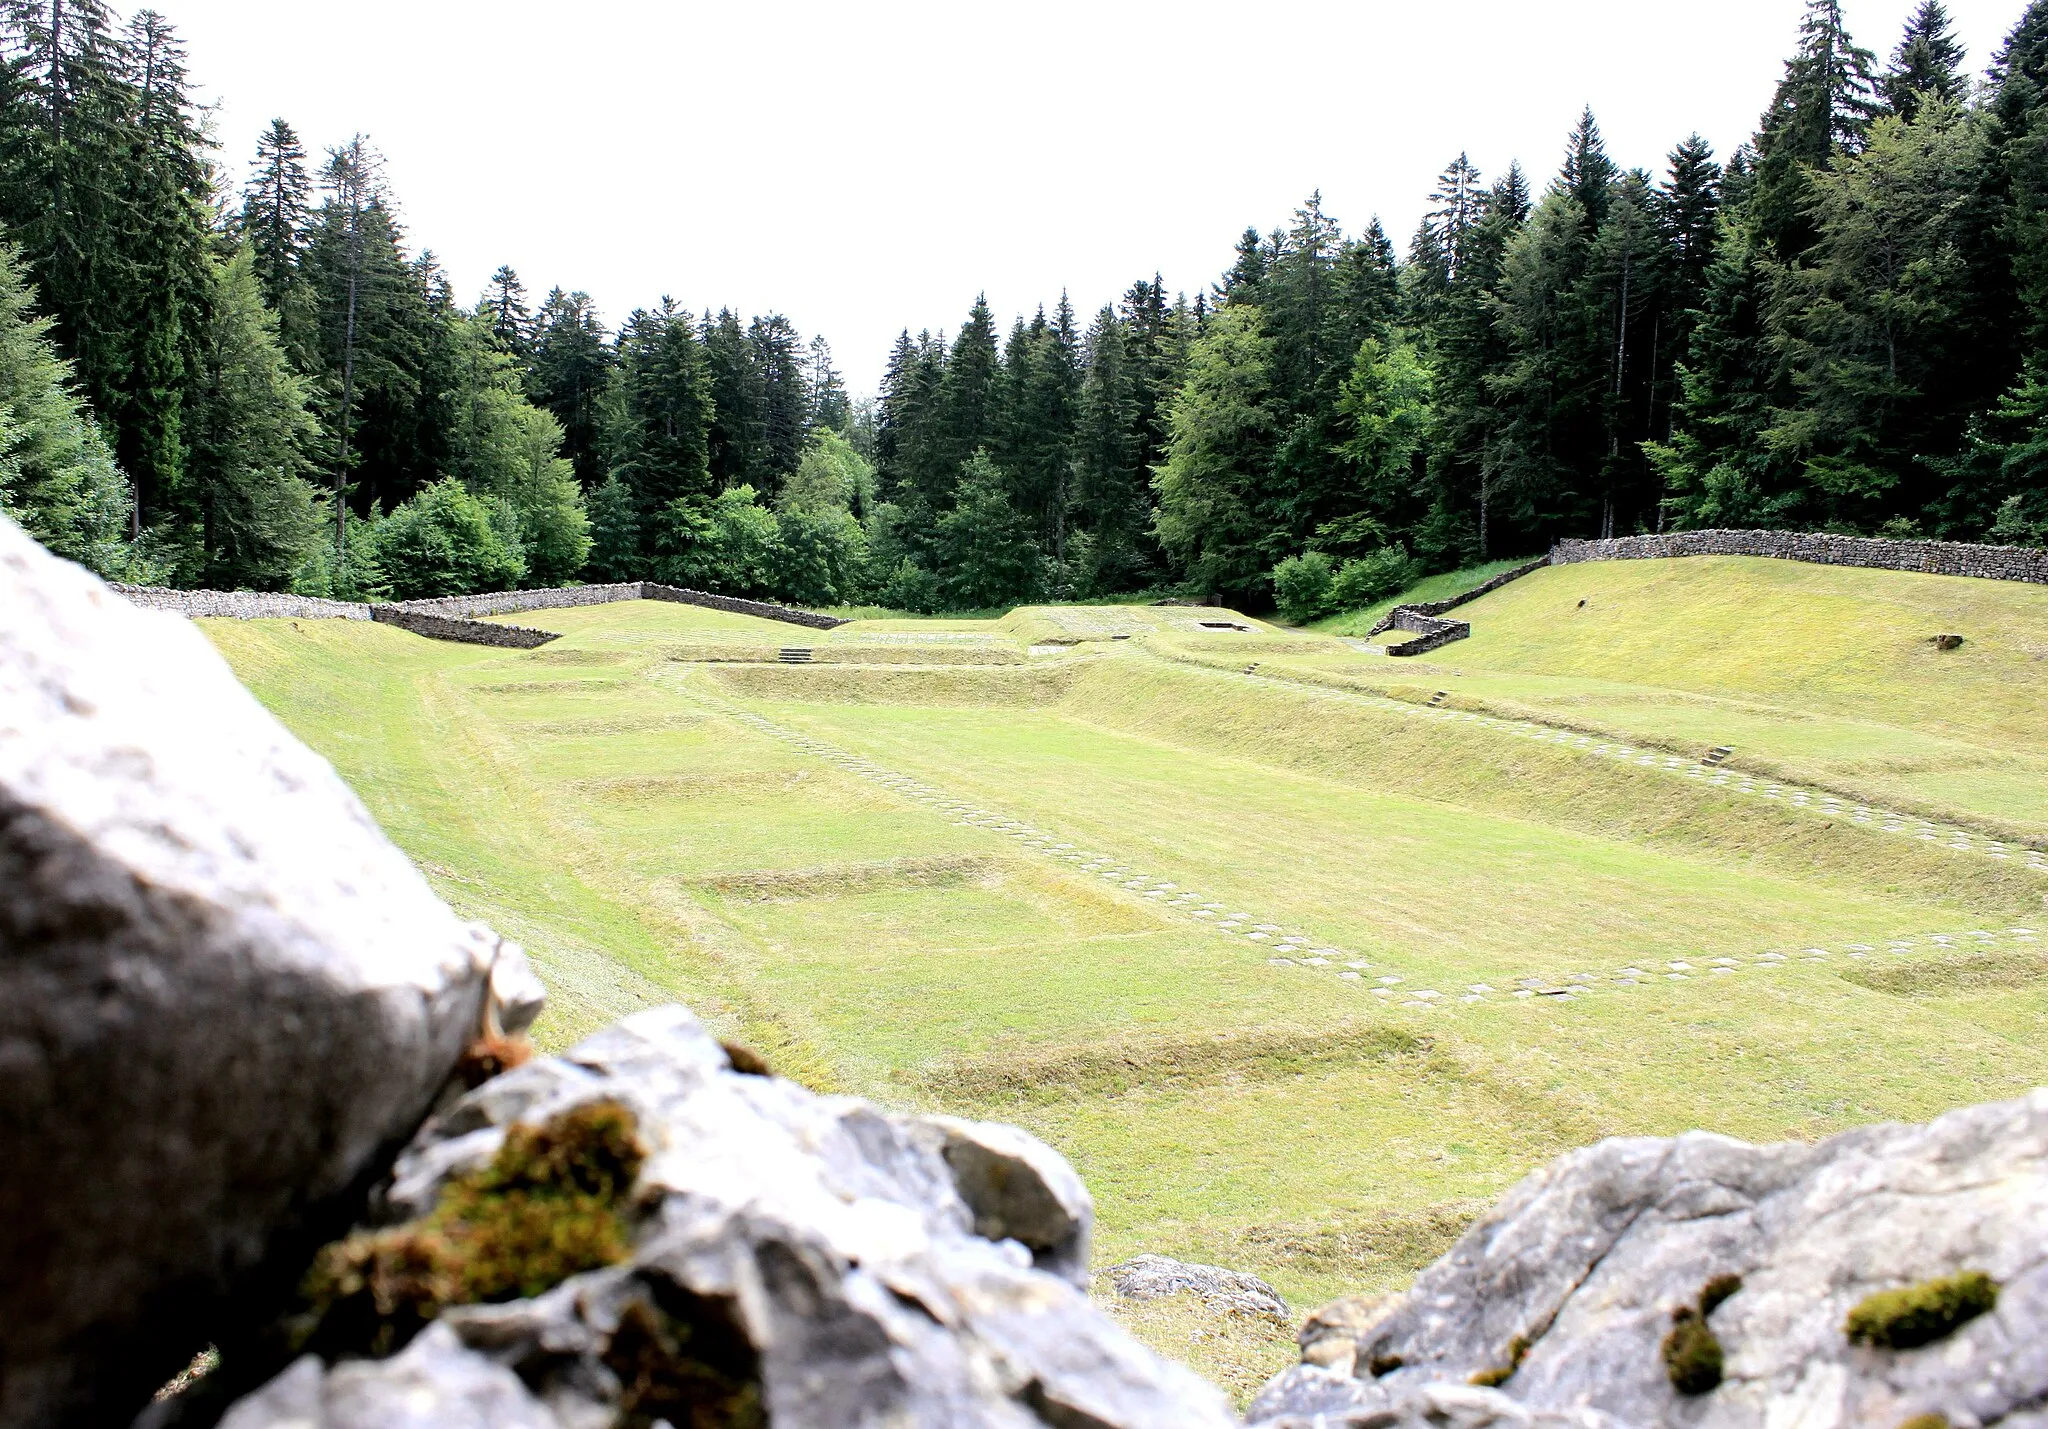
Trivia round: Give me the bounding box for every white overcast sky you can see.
[166,0,2026,394]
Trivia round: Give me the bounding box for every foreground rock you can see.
[195,1006,1235,1429]
[0,515,540,1429]
[1104,1254,1291,1322]
[1248,1091,2048,1428]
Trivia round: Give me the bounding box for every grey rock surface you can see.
[207,1005,1236,1429]
[1103,1254,1291,1322]
[1247,1090,2048,1428]
[0,516,534,1429]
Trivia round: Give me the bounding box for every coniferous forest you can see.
[5,0,2048,615]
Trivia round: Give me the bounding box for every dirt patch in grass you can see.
[519,648,631,666]
[905,1020,1431,1102]
[696,854,1001,902]
[527,714,708,737]
[1841,951,2048,996]
[475,678,630,695]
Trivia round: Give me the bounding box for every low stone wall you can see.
[388,584,643,619]
[1381,609,1471,657]
[1551,529,2048,584]
[368,606,559,649]
[642,582,848,629]
[114,579,846,646]
[108,586,372,620]
[1366,555,1552,654]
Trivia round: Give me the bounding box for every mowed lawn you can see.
[200,577,2048,1398]
[1302,555,2048,843]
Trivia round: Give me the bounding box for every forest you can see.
[4,0,2048,615]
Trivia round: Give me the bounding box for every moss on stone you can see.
[1895,1415,1948,1429]
[301,1099,645,1357]
[1699,1273,1743,1317]
[1468,1333,1529,1387]
[1662,1309,1723,1394]
[604,1298,765,1429]
[1846,1271,1999,1350]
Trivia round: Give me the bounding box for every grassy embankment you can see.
[201,564,2048,1403]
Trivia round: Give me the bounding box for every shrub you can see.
[1271,551,1336,623]
[1845,1271,1999,1350]
[373,478,525,599]
[300,1100,643,1357]
[1329,545,1415,610]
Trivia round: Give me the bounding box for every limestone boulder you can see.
[0,515,534,1428]
[1247,1090,2048,1428]
[202,1006,1236,1429]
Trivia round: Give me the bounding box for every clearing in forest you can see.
[201,555,2048,1401]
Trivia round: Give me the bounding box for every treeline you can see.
[5,0,2048,616]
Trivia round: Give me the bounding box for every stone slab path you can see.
[670,676,2032,1018]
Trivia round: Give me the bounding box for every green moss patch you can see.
[1663,1273,1740,1394]
[1469,1333,1530,1387]
[605,1298,765,1429]
[301,1100,645,1357]
[1846,1271,1999,1350]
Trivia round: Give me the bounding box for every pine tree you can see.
[1882,1,1968,121]
[747,313,809,493]
[806,334,848,431]
[238,118,315,364]
[527,288,613,487]
[0,237,138,575]
[701,307,764,488]
[1152,303,1279,602]
[1071,304,1148,594]
[1751,0,1881,257]
[938,295,1001,483]
[934,449,1041,608]
[483,265,533,358]
[1561,109,1618,227]
[608,299,713,551]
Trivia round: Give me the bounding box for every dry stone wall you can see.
[1551,529,2048,584]
[111,580,848,649]
[1366,555,1551,655]
[108,586,372,620]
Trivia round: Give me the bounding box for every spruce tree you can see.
[938,296,1001,483]
[239,118,316,365]
[527,288,613,486]
[806,334,849,431]
[608,299,713,550]
[747,312,809,493]
[1151,303,1279,603]
[483,266,533,357]
[701,307,764,488]
[1882,1,1968,121]
[1561,110,1618,227]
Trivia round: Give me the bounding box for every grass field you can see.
[199,558,2048,1402]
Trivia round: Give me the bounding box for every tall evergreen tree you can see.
[238,118,315,364]
[482,265,533,357]
[701,307,763,489]
[1882,1,1969,121]
[608,298,713,556]
[526,287,613,487]
[806,333,848,431]
[747,312,809,494]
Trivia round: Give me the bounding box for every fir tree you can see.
[1882,1,1969,121]
[527,288,613,487]
[239,118,315,364]
[483,265,533,357]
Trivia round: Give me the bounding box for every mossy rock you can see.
[1662,1310,1723,1395]
[1468,1333,1529,1387]
[301,1100,645,1357]
[1845,1271,1999,1351]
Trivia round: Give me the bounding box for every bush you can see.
[1845,1271,1998,1350]
[373,479,525,599]
[880,556,942,615]
[1330,545,1415,610]
[1271,551,1336,623]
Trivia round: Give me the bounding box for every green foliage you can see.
[1153,305,1278,603]
[1330,546,1416,610]
[1271,551,1336,623]
[585,475,642,582]
[373,478,525,599]
[301,1100,643,1358]
[0,241,143,577]
[935,451,1042,610]
[1845,1271,1999,1349]
[778,430,871,518]
[183,249,324,590]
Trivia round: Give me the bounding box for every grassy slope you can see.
[199,576,2048,1405]
[1307,556,2048,842]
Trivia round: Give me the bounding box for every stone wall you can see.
[367,606,560,649]
[1551,529,2048,584]
[1365,555,1552,654]
[107,586,372,620]
[642,582,848,629]
[387,584,643,619]
[113,580,848,646]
